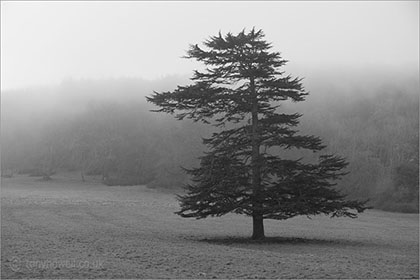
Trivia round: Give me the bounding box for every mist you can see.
[2,66,418,207]
[1,1,418,90]
[1,2,419,213]
[1,3,419,279]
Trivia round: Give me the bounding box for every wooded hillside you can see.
[1,73,418,212]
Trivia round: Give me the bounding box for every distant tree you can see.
[148,28,368,239]
[38,125,66,180]
[393,161,419,203]
[70,127,98,182]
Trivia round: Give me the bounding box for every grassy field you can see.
[1,174,418,279]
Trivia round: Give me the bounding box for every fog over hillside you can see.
[1,68,418,212]
[1,2,419,278]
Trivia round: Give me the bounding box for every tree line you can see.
[1,69,418,214]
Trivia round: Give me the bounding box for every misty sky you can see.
[1,1,419,91]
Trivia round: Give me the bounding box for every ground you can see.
[1,174,419,279]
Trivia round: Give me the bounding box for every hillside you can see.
[1,72,419,212]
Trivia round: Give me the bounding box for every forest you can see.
[1,70,418,213]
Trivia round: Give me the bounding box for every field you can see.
[1,174,418,279]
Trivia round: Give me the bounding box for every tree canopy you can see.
[147,28,369,239]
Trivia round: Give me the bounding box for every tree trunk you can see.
[252,214,265,240]
[250,76,265,240]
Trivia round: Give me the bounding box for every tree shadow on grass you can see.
[198,236,366,248]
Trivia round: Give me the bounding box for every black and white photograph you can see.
[1,1,419,279]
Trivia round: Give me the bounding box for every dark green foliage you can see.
[147,28,368,235]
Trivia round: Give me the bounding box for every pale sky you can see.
[1,1,419,90]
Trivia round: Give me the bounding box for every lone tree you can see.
[147,28,368,240]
